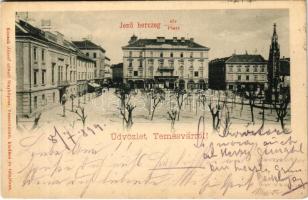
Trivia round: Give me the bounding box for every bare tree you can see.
[208,102,221,131]
[119,103,136,129]
[186,92,193,112]
[173,88,186,121]
[198,93,207,117]
[75,106,87,129]
[237,89,245,117]
[32,112,42,129]
[244,87,260,124]
[222,105,231,135]
[167,108,177,132]
[274,87,290,130]
[78,94,81,107]
[140,89,152,117]
[231,92,236,112]
[115,84,137,129]
[150,88,165,120]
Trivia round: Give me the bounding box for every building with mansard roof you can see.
[122,35,210,90]
[73,40,107,85]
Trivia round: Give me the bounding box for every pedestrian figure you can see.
[61,92,68,117]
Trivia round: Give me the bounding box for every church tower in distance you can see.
[267,23,280,102]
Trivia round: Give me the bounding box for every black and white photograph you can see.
[2,2,307,198]
[15,10,290,133]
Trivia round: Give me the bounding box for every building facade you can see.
[111,63,123,86]
[209,54,268,91]
[279,57,290,87]
[104,56,112,84]
[72,40,107,85]
[16,19,97,117]
[122,35,210,89]
[75,52,96,96]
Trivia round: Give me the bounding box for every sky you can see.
[26,10,289,64]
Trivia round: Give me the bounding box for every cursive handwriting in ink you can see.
[194,116,207,148]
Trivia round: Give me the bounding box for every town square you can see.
[3,3,308,198]
[15,10,290,134]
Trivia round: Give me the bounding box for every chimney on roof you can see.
[157,36,165,42]
[128,34,138,44]
[173,37,177,42]
[41,19,52,31]
[190,38,194,42]
[181,37,185,42]
[233,49,236,55]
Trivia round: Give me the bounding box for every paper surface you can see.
[1,1,307,198]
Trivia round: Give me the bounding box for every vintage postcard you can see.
[1,1,307,198]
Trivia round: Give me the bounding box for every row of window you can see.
[128,70,201,77]
[129,60,204,68]
[228,65,266,73]
[33,87,78,110]
[33,92,55,109]
[128,63,204,71]
[33,69,46,85]
[86,52,97,59]
[77,62,95,69]
[34,67,79,86]
[33,47,45,61]
[33,47,94,69]
[234,75,266,81]
[78,72,95,80]
[129,51,206,58]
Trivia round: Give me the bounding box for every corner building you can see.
[15,19,96,117]
[122,35,210,90]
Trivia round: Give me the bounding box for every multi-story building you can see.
[15,19,97,117]
[111,63,123,86]
[209,53,268,91]
[72,40,106,85]
[279,57,290,87]
[104,56,112,84]
[122,35,210,89]
[75,51,96,95]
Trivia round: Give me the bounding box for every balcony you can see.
[41,61,47,69]
[32,60,39,69]
[198,58,205,62]
[157,66,174,72]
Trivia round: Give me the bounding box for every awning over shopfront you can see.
[88,82,102,92]
[88,82,101,88]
